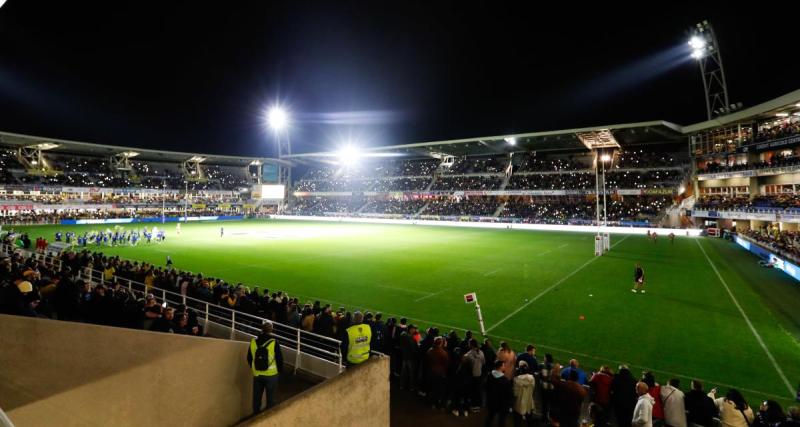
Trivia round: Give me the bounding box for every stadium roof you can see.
[682,88,800,133]
[285,120,686,161]
[286,88,800,162]
[0,131,288,167]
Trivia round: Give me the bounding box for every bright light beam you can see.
[267,106,289,132]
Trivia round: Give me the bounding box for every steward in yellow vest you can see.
[247,321,283,413]
[343,311,372,365]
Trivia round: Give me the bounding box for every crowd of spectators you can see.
[424,197,499,217]
[501,196,671,224]
[361,199,427,215]
[740,227,800,261]
[695,195,800,212]
[514,154,589,172]
[442,156,506,174]
[700,153,800,174]
[614,150,684,169]
[1,150,253,191]
[756,119,800,143]
[508,170,681,191]
[431,176,503,191]
[295,177,431,192]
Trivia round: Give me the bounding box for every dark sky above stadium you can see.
[0,1,798,158]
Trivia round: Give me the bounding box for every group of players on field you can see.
[53,226,167,248]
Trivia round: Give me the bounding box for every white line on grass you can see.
[485,235,630,333]
[483,267,502,276]
[695,239,795,396]
[557,243,569,249]
[537,250,552,257]
[414,286,452,302]
[376,285,431,296]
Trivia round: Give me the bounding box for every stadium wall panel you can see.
[61,215,244,225]
[0,314,269,426]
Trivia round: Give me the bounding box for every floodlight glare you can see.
[688,36,706,50]
[337,145,361,166]
[600,154,612,162]
[690,49,705,60]
[267,107,289,131]
[679,186,686,194]
[505,137,517,146]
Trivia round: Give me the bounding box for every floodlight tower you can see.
[689,20,730,120]
[267,106,292,207]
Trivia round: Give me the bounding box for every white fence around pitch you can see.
[0,243,345,380]
[271,214,704,237]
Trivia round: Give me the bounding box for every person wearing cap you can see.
[247,321,283,413]
[341,311,372,365]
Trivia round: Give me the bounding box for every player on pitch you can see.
[632,263,645,293]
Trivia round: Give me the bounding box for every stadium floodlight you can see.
[505,137,517,146]
[600,154,612,162]
[336,144,361,166]
[689,21,730,120]
[776,112,789,117]
[267,106,289,132]
[688,35,706,51]
[679,186,686,194]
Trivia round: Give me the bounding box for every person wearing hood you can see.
[633,381,655,427]
[512,360,537,426]
[485,359,513,426]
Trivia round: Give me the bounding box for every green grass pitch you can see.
[13,219,800,405]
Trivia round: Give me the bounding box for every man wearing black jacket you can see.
[247,321,283,413]
[485,359,513,426]
[684,380,718,427]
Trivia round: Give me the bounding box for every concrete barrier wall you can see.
[238,355,390,427]
[0,314,256,427]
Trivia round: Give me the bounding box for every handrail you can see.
[0,243,345,369]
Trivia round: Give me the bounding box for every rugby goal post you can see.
[594,234,610,256]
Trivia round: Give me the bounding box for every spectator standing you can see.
[540,354,556,424]
[425,336,449,409]
[709,389,754,427]
[517,344,538,372]
[611,366,638,427]
[643,371,665,424]
[754,400,786,427]
[399,325,419,391]
[497,341,517,380]
[485,359,513,427]
[661,378,686,427]
[247,321,283,413]
[633,382,655,427]
[590,365,614,427]
[512,361,536,427]
[561,358,588,385]
[556,369,589,427]
[684,380,718,427]
[463,338,485,412]
[784,407,800,427]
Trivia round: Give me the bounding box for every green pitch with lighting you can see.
[12,219,800,405]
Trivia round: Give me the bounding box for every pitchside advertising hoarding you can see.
[735,235,800,282]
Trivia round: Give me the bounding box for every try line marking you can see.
[485,235,630,333]
[695,239,795,396]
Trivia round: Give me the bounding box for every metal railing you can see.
[0,243,345,378]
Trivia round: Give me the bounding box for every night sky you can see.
[0,1,797,158]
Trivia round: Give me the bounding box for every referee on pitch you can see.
[632,263,645,293]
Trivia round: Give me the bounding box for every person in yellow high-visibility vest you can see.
[247,321,283,413]
[343,311,372,365]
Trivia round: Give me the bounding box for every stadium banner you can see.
[616,189,643,196]
[643,188,676,195]
[753,134,800,151]
[692,209,777,221]
[778,213,800,223]
[242,204,257,209]
[191,203,207,209]
[292,191,352,197]
[735,235,800,282]
[217,203,232,209]
[271,215,703,236]
[0,204,35,211]
[294,189,667,197]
